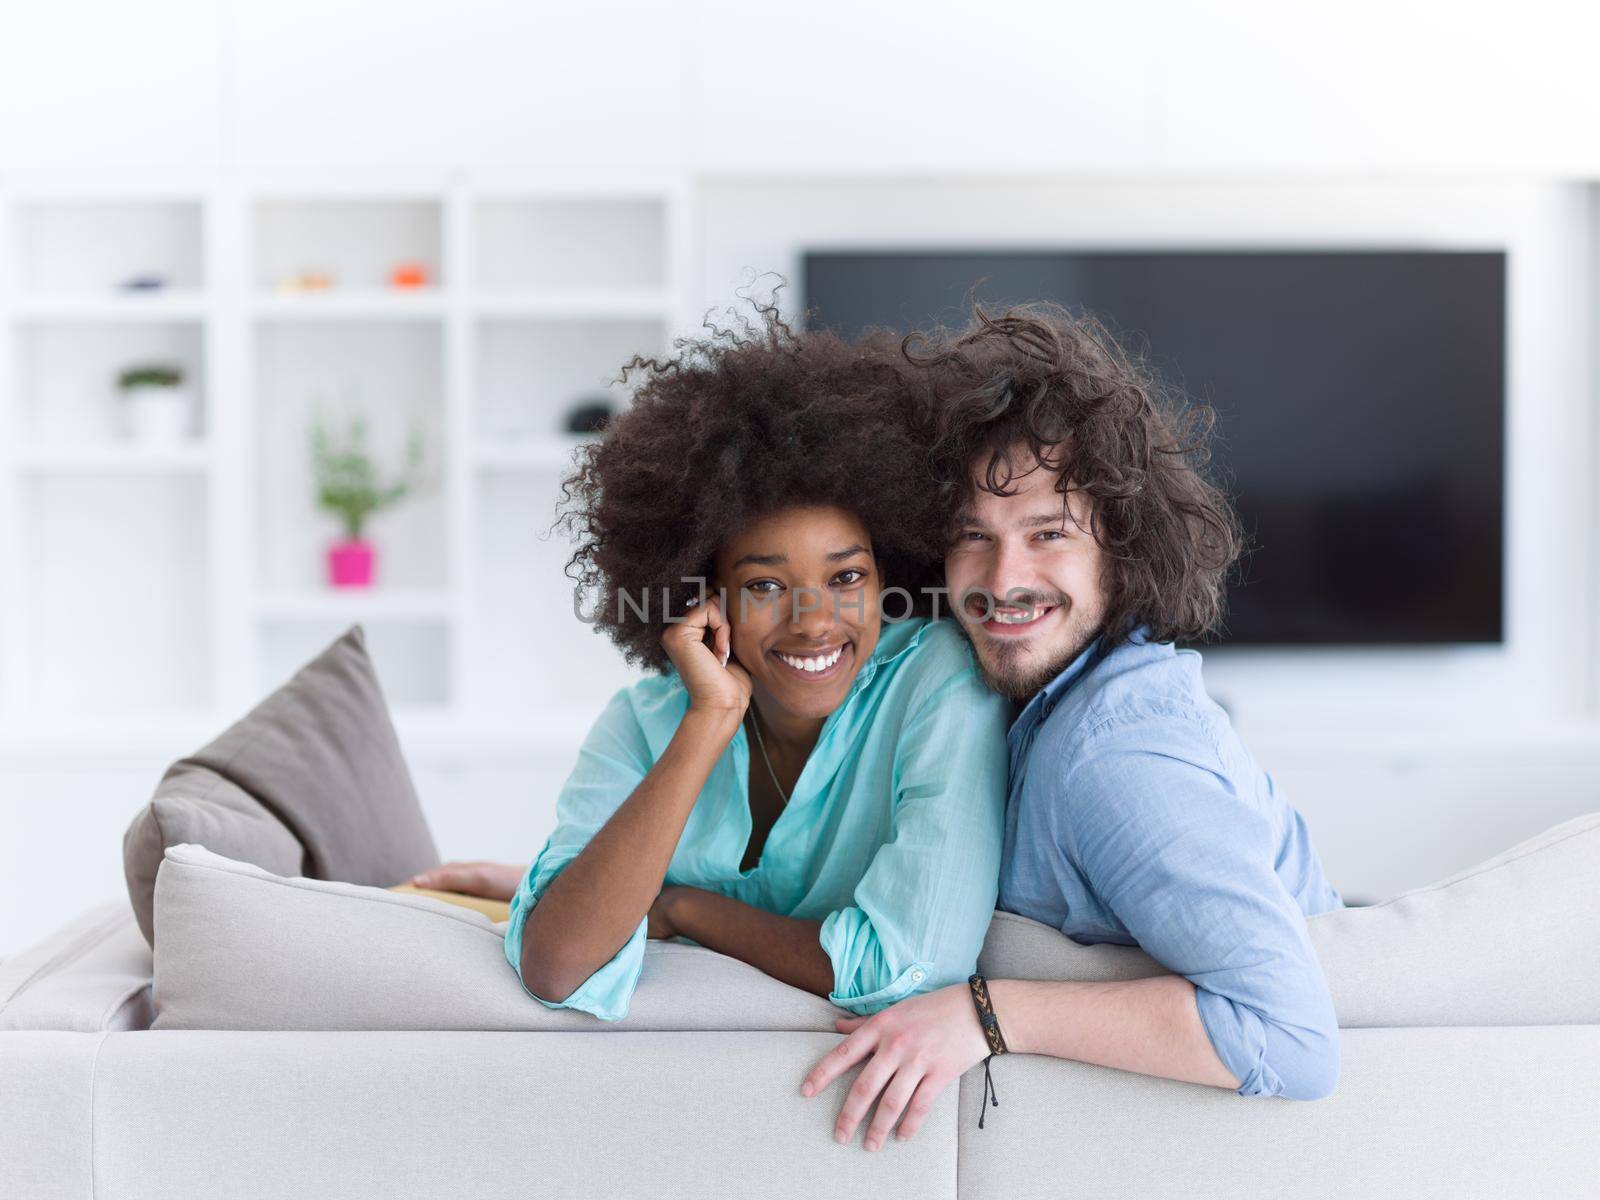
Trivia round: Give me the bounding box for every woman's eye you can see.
[1035,529,1065,541]
[744,580,781,595]
[833,568,867,587]
[953,530,986,544]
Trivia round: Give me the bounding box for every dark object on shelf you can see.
[564,397,615,434]
[117,274,168,291]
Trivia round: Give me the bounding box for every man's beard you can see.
[962,602,1102,703]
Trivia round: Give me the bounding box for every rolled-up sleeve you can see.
[1052,717,1341,1100]
[819,669,1010,1015]
[503,686,654,1022]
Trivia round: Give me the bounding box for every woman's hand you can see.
[800,984,990,1150]
[407,861,527,902]
[660,594,752,720]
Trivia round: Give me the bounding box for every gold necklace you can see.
[745,704,790,807]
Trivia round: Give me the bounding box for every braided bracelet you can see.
[968,973,1008,1128]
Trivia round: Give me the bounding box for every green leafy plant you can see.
[310,410,428,541]
[117,365,184,390]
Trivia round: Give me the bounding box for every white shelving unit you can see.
[0,172,694,755]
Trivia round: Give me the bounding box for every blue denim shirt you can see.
[998,625,1345,1100]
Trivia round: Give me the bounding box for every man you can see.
[801,302,1344,1150]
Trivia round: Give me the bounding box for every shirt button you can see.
[910,969,925,982]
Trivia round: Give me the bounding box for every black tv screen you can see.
[802,250,1506,646]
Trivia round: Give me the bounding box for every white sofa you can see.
[3,815,1599,1199]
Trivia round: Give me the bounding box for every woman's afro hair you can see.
[556,289,950,674]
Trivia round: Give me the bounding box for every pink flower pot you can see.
[328,539,376,588]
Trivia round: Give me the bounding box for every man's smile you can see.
[970,600,1060,639]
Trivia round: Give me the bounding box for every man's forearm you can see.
[986,975,1241,1090]
[664,887,835,998]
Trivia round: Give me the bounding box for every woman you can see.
[414,299,1011,1021]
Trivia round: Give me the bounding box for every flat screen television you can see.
[802,250,1506,646]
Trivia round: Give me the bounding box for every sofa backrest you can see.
[140,809,1600,1034]
[978,810,1600,1027]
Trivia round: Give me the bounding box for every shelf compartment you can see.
[471,289,673,319]
[254,588,457,621]
[12,443,211,473]
[11,292,209,322]
[474,198,666,290]
[252,291,447,320]
[467,471,641,713]
[11,320,207,445]
[258,617,451,709]
[11,200,205,296]
[19,472,213,715]
[254,320,449,593]
[474,435,596,472]
[474,316,663,441]
[254,199,444,294]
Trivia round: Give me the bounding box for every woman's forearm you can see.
[663,887,835,998]
[520,708,741,1001]
[986,975,1241,1090]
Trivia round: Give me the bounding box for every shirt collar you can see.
[1008,621,1152,735]
[1009,635,1100,736]
[843,616,934,701]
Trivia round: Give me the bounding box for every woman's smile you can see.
[770,640,854,682]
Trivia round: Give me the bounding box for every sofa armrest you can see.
[0,901,153,1032]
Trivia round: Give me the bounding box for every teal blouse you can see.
[502,615,1011,1021]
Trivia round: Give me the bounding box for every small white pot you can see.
[119,385,194,444]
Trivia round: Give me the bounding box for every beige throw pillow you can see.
[122,624,441,948]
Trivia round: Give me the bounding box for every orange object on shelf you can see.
[390,262,430,289]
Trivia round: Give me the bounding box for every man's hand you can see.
[800,983,989,1150]
[408,861,527,902]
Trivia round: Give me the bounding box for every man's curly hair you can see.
[905,299,1244,647]
[558,294,949,674]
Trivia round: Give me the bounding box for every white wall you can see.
[3,1,1600,175]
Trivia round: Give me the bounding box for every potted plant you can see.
[116,364,193,444]
[310,411,428,589]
